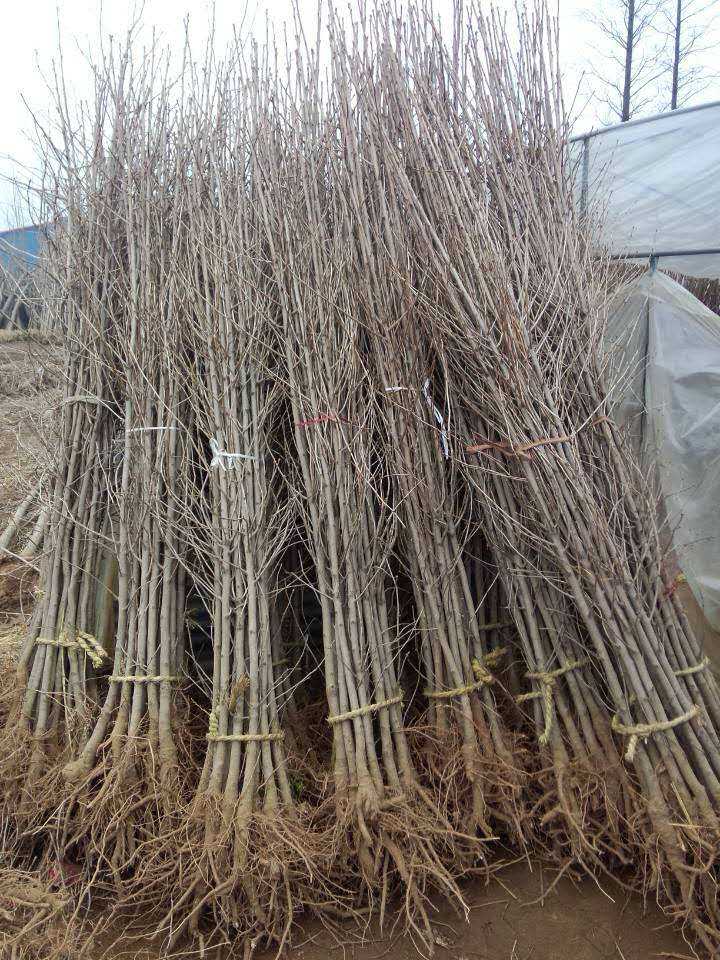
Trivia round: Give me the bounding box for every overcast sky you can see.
[0,0,718,230]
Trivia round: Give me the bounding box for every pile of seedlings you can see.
[0,266,37,332]
[2,0,720,954]
[0,484,47,574]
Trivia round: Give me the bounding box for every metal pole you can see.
[569,98,720,144]
[580,136,590,220]
[608,247,720,261]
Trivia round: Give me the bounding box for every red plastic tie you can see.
[296,412,353,429]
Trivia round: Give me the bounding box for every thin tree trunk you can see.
[671,0,682,109]
[622,0,636,120]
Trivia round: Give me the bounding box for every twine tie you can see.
[327,692,403,725]
[36,631,109,670]
[206,708,284,743]
[674,657,710,678]
[612,704,701,763]
[516,659,588,745]
[426,651,506,700]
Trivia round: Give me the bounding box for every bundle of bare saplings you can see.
[2,1,719,954]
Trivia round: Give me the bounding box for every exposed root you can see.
[125,795,341,955]
[408,717,528,852]
[0,866,85,960]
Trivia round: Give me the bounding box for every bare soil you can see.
[0,331,61,508]
[0,336,699,960]
[0,333,60,617]
[0,857,696,960]
[263,862,693,960]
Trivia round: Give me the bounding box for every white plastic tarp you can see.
[605,269,720,627]
[574,101,720,279]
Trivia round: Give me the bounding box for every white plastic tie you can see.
[129,426,178,433]
[422,379,449,459]
[385,386,406,393]
[210,437,256,470]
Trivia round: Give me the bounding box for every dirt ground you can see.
[265,862,694,960]
[0,331,61,504]
[0,858,697,960]
[83,861,693,960]
[0,336,702,959]
[0,331,61,618]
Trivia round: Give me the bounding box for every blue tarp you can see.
[0,225,42,272]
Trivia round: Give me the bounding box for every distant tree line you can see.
[587,0,718,121]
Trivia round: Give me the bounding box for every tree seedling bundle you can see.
[3,2,720,954]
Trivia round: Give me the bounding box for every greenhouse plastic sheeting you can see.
[605,269,720,627]
[574,101,720,279]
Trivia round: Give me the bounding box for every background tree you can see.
[587,0,666,121]
[662,0,718,109]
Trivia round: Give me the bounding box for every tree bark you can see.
[671,0,682,109]
[622,0,636,120]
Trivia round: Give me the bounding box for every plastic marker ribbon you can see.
[296,412,354,428]
[209,438,255,470]
[422,379,449,459]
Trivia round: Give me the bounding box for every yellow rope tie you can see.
[109,675,181,683]
[516,659,589,746]
[75,631,109,669]
[478,620,514,632]
[516,684,555,745]
[612,704,701,763]
[227,675,250,713]
[471,657,496,686]
[36,632,108,669]
[426,651,507,701]
[36,636,76,650]
[207,731,285,743]
[327,693,403,725]
[482,646,508,668]
[524,659,589,685]
[674,657,710,678]
[208,709,219,738]
[426,679,486,700]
